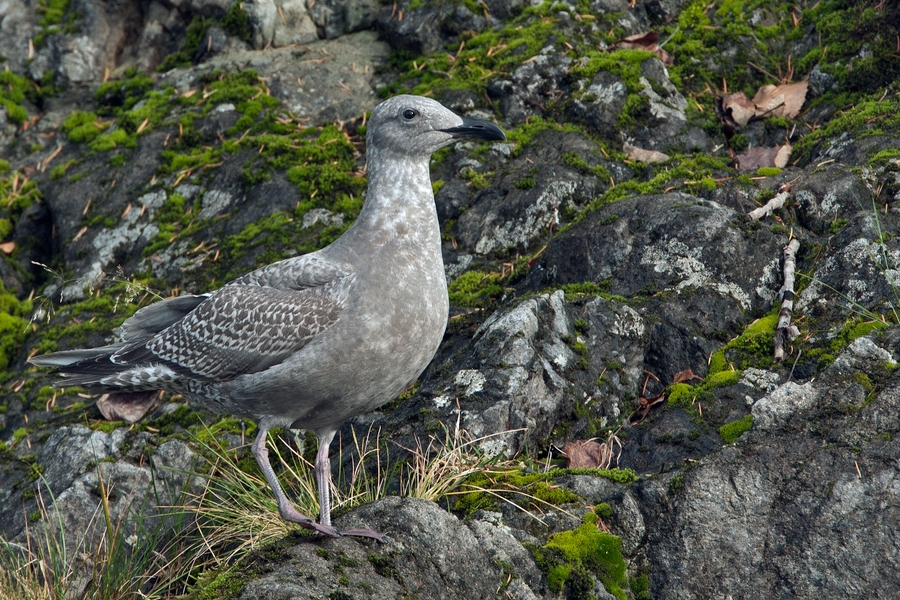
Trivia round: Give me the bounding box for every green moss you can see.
[844,319,888,344]
[756,167,782,177]
[794,94,900,162]
[0,70,31,125]
[710,312,779,372]
[96,67,156,115]
[33,0,81,47]
[630,573,653,600]
[706,369,742,388]
[708,349,728,375]
[222,2,253,44]
[90,128,134,152]
[0,160,9,174]
[719,414,753,444]
[870,148,900,167]
[545,467,638,485]
[192,565,247,599]
[158,16,214,71]
[851,372,874,394]
[529,514,629,600]
[448,270,504,308]
[666,382,695,408]
[0,284,33,371]
[0,218,12,240]
[62,111,105,143]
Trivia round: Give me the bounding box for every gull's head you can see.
[366,95,506,158]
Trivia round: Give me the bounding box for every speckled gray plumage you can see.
[31,95,506,539]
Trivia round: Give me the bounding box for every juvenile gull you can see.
[30,95,506,540]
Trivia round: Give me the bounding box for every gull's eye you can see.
[402,109,418,120]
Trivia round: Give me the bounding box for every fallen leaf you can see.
[751,80,808,120]
[720,92,757,128]
[623,143,670,163]
[719,79,809,130]
[97,391,159,423]
[612,31,674,65]
[629,390,666,424]
[734,144,792,170]
[672,368,703,384]
[0,241,15,254]
[563,439,614,469]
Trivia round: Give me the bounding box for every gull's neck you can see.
[344,147,439,248]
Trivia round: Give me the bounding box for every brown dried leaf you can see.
[611,31,674,65]
[97,391,159,423]
[774,143,792,168]
[562,439,611,469]
[623,143,670,164]
[734,144,792,170]
[720,92,757,128]
[629,390,666,424]
[751,79,808,119]
[672,368,702,384]
[720,80,808,131]
[0,241,15,254]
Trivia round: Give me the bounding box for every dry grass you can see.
[0,417,556,598]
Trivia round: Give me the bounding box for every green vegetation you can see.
[0,284,32,373]
[453,467,635,516]
[222,2,253,44]
[719,414,753,444]
[34,0,82,47]
[0,71,30,125]
[448,270,505,307]
[708,312,779,375]
[157,16,215,72]
[528,512,629,600]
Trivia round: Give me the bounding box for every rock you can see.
[307,0,380,39]
[240,497,545,599]
[376,0,487,56]
[21,0,185,83]
[372,290,647,460]
[162,30,390,121]
[637,337,900,598]
[6,425,198,571]
[243,0,318,49]
[452,131,605,256]
[3,1,900,598]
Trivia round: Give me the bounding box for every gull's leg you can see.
[252,426,340,538]
[315,429,389,543]
[314,430,337,527]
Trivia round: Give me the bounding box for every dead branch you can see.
[748,190,790,221]
[774,238,801,363]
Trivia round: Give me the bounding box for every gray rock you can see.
[308,0,380,39]
[241,497,535,599]
[8,425,199,577]
[454,131,602,256]
[244,0,318,49]
[751,380,821,431]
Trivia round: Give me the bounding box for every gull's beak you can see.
[441,118,507,142]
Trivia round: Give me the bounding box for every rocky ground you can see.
[1,0,899,598]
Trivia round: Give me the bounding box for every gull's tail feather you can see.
[29,345,126,368]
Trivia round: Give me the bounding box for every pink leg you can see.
[252,426,341,538]
[314,429,389,542]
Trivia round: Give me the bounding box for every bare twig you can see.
[774,238,801,363]
[748,190,790,221]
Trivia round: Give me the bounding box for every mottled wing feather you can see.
[231,254,351,290]
[142,283,345,380]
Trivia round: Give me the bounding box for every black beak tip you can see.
[442,118,507,142]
